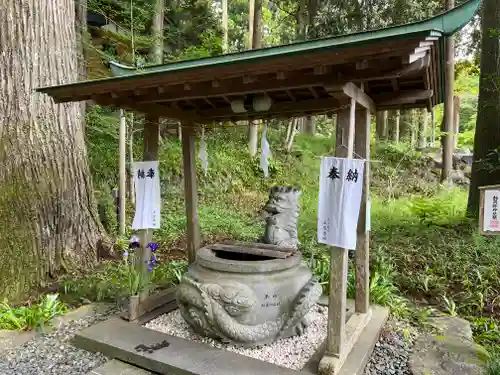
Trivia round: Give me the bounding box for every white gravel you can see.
[145,304,328,370]
[0,306,117,375]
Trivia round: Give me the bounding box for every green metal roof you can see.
[108,0,479,78]
[36,0,480,102]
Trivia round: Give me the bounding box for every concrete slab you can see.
[74,317,311,375]
[303,305,389,375]
[88,360,155,375]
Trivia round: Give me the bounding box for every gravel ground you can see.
[0,302,418,375]
[145,304,328,370]
[364,319,418,375]
[0,306,117,375]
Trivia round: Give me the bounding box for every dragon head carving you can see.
[204,282,256,317]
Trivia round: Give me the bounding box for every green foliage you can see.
[485,354,500,375]
[0,294,67,331]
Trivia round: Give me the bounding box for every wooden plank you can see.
[137,116,160,302]
[74,318,306,375]
[354,109,370,314]
[182,124,200,264]
[134,299,178,326]
[206,244,292,259]
[120,287,177,322]
[222,240,297,253]
[374,89,433,106]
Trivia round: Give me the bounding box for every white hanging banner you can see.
[198,128,209,176]
[132,161,161,230]
[260,124,272,178]
[483,189,500,232]
[318,157,365,250]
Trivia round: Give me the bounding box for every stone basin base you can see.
[176,245,322,347]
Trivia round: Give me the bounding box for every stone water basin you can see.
[176,245,322,347]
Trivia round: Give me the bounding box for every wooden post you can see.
[137,115,159,301]
[325,98,356,358]
[354,109,370,314]
[182,122,200,264]
[119,109,126,235]
[441,0,455,183]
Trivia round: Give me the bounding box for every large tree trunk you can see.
[150,0,165,64]
[467,0,500,217]
[0,0,104,301]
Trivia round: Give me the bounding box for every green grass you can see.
[0,294,67,331]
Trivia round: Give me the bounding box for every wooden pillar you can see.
[182,122,200,264]
[326,98,356,358]
[441,0,455,182]
[119,109,126,235]
[137,115,159,301]
[354,109,370,314]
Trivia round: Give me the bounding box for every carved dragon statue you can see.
[261,186,301,249]
[177,275,322,347]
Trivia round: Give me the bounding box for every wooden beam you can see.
[181,124,200,264]
[340,82,376,113]
[374,89,433,106]
[309,87,319,98]
[93,95,201,122]
[133,56,429,105]
[391,79,399,92]
[195,97,342,121]
[285,90,296,101]
[354,109,370,314]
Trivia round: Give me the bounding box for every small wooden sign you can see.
[479,184,500,236]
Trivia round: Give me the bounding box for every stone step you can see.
[74,317,307,375]
[88,360,154,374]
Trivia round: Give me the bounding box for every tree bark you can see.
[222,0,228,52]
[150,0,165,64]
[430,107,436,147]
[75,0,87,81]
[388,110,400,143]
[418,108,428,149]
[376,111,387,139]
[0,0,104,301]
[304,115,316,135]
[441,0,455,183]
[453,95,460,149]
[467,0,500,216]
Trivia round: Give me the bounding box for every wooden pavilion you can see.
[37,1,480,374]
